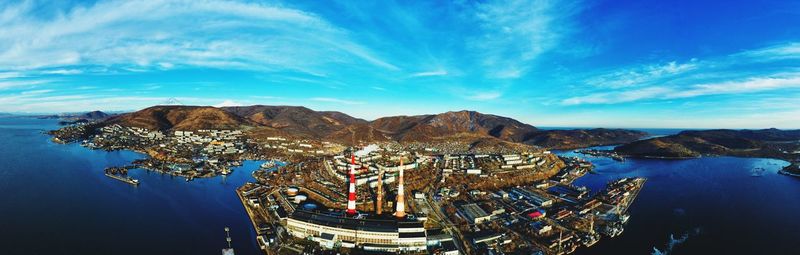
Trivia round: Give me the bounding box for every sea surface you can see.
[560,147,800,255]
[1,117,799,254]
[0,117,263,255]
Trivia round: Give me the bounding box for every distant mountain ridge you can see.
[615,129,800,158]
[106,106,250,131]
[371,110,539,143]
[80,110,111,120]
[98,105,648,149]
[38,110,112,120]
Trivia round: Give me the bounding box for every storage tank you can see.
[302,202,318,211]
[294,194,308,204]
[286,187,299,196]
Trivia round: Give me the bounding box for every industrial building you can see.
[286,210,427,252]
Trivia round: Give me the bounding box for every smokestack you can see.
[346,154,357,215]
[395,158,406,218]
[376,167,384,215]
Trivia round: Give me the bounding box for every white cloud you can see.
[0,0,397,75]
[466,0,578,79]
[410,69,447,77]
[310,97,365,105]
[738,42,800,60]
[0,79,52,89]
[213,100,243,107]
[585,60,698,89]
[465,91,502,101]
[562,75,800,105]
[563,42,800,106]
[40,69,83,75]
[0,94,243,113]
[20,89,54,95]
[0,72,23,79]
[671,76,800,98]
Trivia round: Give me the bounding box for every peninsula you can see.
[614,129,800,175]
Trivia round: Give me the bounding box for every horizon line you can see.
[5,104,799,131]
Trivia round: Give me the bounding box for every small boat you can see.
[620,214,630,224]
[601,225,624,237]
[260,160,276,169]
[581,234,600,247]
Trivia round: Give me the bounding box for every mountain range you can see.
[97,105,647,149]
[39,110,112,121]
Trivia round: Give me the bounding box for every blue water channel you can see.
[561,147,800,255]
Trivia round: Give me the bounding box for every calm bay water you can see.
[561,147,800,255]
[1,118,799,254]
[0,117,261,255]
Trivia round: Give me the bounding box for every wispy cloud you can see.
[0,0,397,76]
[0,72,23,79]
[40,69,83,75]
[563,42,800,105]
[737,42,800,61]
[563,75,800,105]
[20,89,54,95]
[585,60,698,89]
[0,93,246,113]
[466,0,580,79]
[410,69,448,77]
[310,97,365,105]
[465,91,502,101]
[0,79,53,89]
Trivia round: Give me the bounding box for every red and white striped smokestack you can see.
[346,154,357,215]
[395,158,406,218]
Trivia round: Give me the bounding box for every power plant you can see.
[278,149,427,253]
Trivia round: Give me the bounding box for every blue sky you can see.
[0,0,799,128]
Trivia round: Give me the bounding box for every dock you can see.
[104,173,139,186]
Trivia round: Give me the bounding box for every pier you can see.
[104,173,139,186]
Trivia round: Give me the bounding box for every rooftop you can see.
[290,210,399,233]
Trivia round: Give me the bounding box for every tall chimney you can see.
[395,158,406,218]
[346,154,357,215]
[376,167,384,215]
